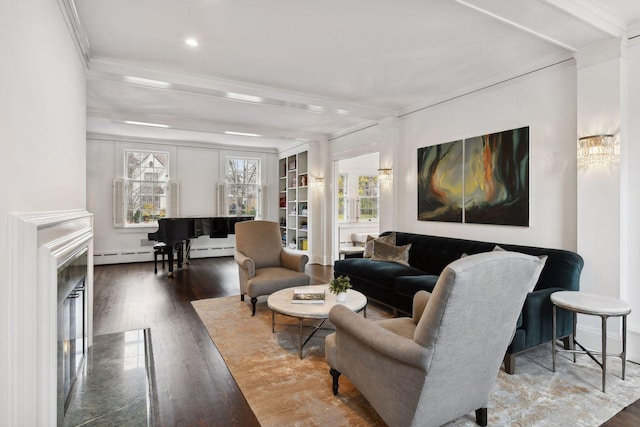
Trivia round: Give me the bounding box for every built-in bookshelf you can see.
[278,151,309,252]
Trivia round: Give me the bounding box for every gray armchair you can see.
[325,251,545,427]
[234,220,310,315]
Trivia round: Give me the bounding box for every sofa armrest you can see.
[329,304,429,368]
[234,251,255,278]
[281,249,309,272]
[521,287,557,323]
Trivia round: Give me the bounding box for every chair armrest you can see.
[412,290,431,324]
[329,305,429,368]
[234,251,255,278]
[281,249,309,272]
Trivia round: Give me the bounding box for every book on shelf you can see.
[292,288,325,304]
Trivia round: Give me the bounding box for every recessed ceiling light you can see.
[225,131,262,137]
[185,38,199,47]
[307,105,326,113]
[124,76,172,89]
[124,120,170,128]
[225,92,264,103]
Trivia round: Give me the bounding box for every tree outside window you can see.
[125,150,168,225]
[226,158,261,216]
[358,175,379,220]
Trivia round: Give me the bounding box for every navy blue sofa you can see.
[333,231,584,374]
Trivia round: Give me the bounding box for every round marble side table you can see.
[551,291,631,392]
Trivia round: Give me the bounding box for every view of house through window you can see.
[226,157,261,216]
[358,175,379,220]
[125,150,168,225]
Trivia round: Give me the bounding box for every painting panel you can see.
[417,140,464,222]
[463,126,529,226]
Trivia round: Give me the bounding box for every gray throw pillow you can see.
[371,240,411,266]
[364,232,396,258]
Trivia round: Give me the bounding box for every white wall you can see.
[396,62,578,250]
[623,39,640,359]
[0,1,87,423]
[87,135,279,264]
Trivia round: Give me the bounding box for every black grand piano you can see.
[148,216,253,276]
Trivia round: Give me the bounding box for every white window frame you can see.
[119,149,172,228]
[358,175,379,222]
[223,156,262,218]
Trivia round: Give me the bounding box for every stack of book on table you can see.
[292,288,325,304]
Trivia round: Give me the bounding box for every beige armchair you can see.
[234,220,310,315]
[325,251,545,427]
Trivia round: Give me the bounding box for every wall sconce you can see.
[378,168,393,184]
[312,177,325,188]
[577,134,614,166]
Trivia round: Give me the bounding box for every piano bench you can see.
[153,243,172,274]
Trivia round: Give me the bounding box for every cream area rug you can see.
[192,296,640,427]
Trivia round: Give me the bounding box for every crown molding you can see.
[86,132,283,154]
[56,0,90,70]
[398,54,574,118]
[573,38,627,69]
[544,0,627,39]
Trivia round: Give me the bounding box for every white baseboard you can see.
[94,246,235,265]
[575,324,640,364]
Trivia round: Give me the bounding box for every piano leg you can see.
[176,242,184,269]
[185,239,192,264]
[167,247,175,278]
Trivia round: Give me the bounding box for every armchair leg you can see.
[241,295,245,301]
[475,408,487,426]
[503,352,515,374]
[251,297,257,316]
[330,368,341,395]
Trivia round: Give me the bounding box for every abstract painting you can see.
[417,140,464,222]
[464,127,529,226]
[417,126,529,226]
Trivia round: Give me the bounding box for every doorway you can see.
[334,152,380,259]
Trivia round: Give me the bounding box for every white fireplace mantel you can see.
[8,209,93,426]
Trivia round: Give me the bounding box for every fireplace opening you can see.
[57,248,88,424]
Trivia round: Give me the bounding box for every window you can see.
[225,157,261,216]
[358,175,379,221]
[125,150,168,225]
[337,173,348,221]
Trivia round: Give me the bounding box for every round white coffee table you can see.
[551,291,631,392]
[267,285,367,358]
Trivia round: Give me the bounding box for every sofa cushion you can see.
[371,240,411,266]
[395,275,440,295]
[333,258,425,290]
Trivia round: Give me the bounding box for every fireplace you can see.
[8,210,93,426]
[57,249,88,423]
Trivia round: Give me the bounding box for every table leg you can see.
[623,315,627,380]
[552,305,557,372]
[299,318,304,359]
[602,315,607,393]
[572,312,577,363]
[272,311,275,333]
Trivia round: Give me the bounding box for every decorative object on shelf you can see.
[578,134,615,167]
[329,275,351,302]
[300,175,306,187]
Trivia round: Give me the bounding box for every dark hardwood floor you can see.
[93,257,639,426]
[92,257,333,426]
